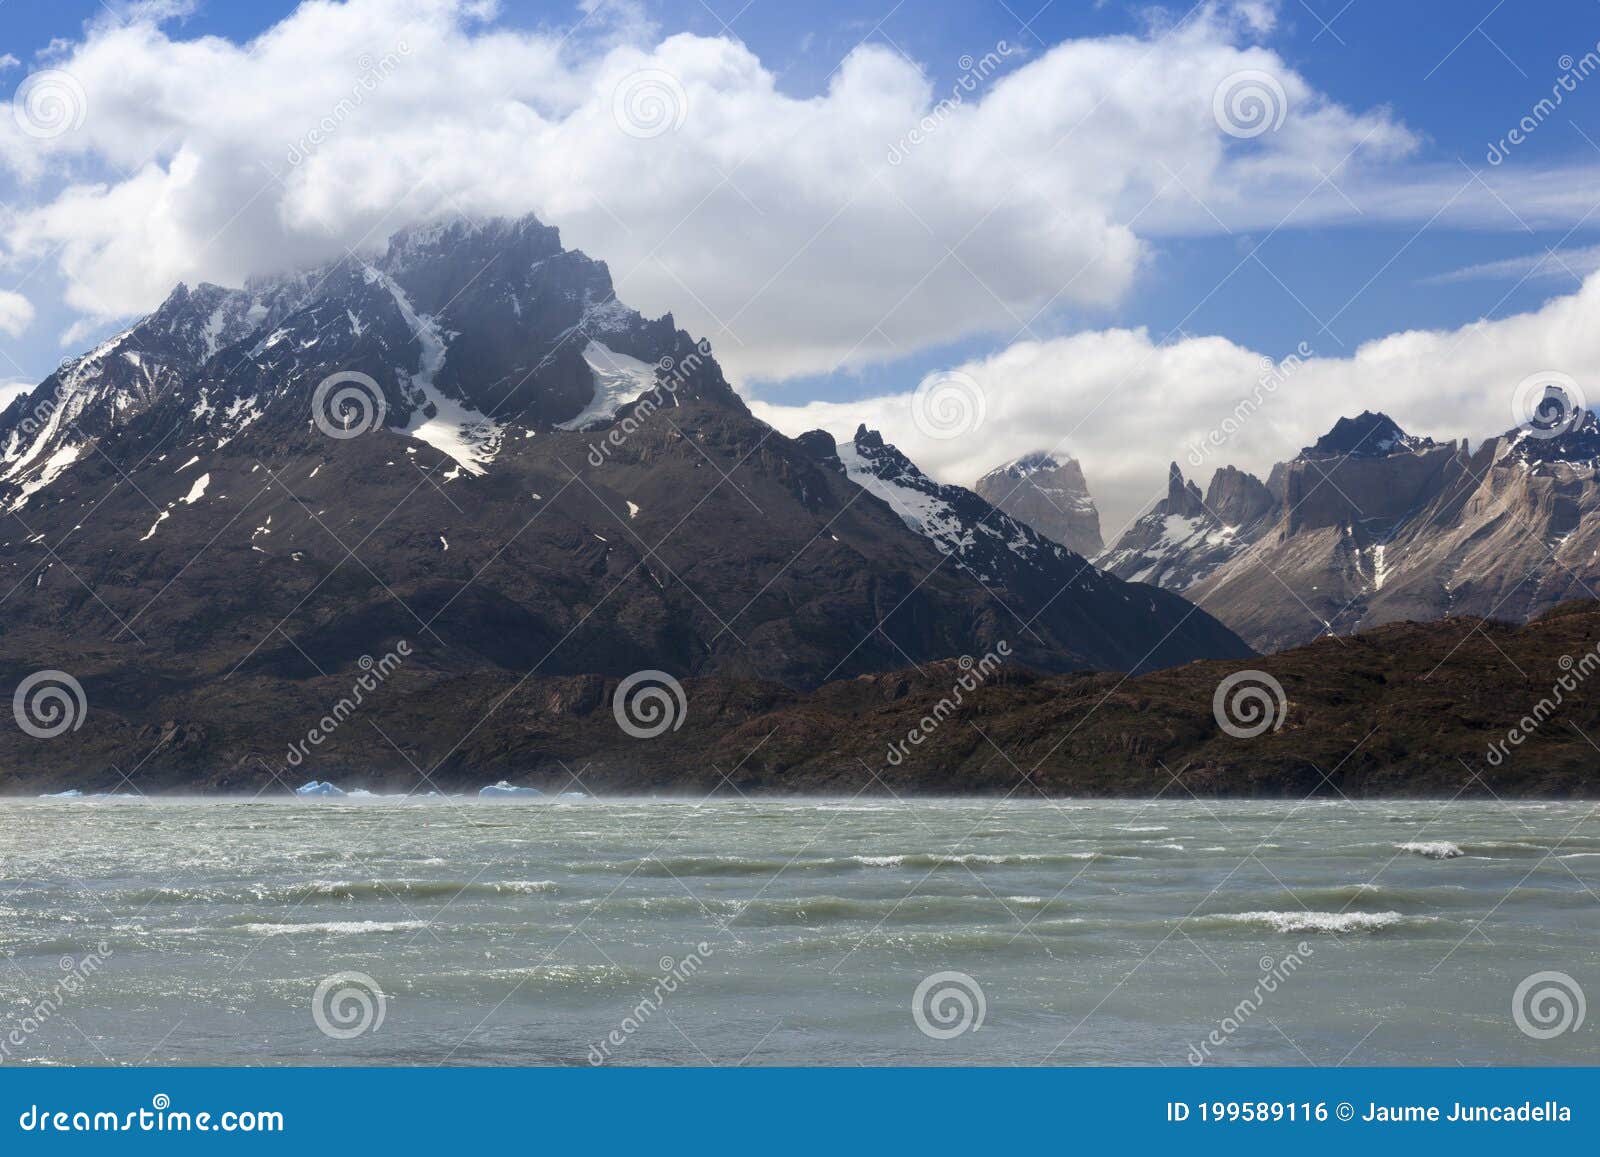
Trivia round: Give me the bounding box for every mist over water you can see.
[2,797,1596,1066]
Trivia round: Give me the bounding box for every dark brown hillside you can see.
[6,602,1597,797]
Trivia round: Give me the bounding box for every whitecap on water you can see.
[241,919,427,935]
[1212,910,1420,934]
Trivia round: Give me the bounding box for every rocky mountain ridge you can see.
[0,214,1249,785]
[1097,408,1600,651]
[972,450,1103,556]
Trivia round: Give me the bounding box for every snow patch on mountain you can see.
[7,443,82,512]
[557,342,661,431]
[836,440,978,556]
[367,266,502,476]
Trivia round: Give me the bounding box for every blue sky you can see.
[3,0,1600,525]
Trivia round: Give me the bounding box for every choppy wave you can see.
[240,920,427,935]
[595,850,1106,876]
[845,852,1098,869]
[1396,841,1463,860]
[1206,910,1422,934]
[113,878,558,904]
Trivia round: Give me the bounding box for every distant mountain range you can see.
[0,214,1248,785]
[976,407,1600,655]
[1090,408,1600,651]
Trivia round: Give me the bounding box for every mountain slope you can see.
[0,215,1249,783]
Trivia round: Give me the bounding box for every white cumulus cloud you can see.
[0,0,1426,384]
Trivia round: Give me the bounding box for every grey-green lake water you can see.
[2,797,1596,1066]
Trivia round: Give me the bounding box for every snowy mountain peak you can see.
[973,448,1102,556]
[1302,411,1432,459]
[1503,406,1600,467]
[980,450,1061,481]
[0,213,734,511]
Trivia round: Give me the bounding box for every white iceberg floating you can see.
[478,781,543,799]
[295,780,346,798]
